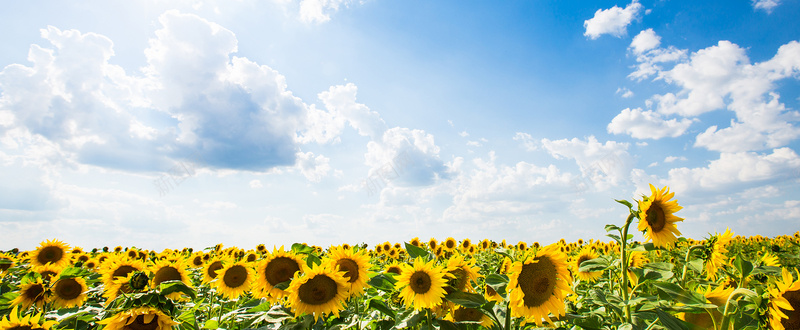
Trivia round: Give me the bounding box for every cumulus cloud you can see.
[298,0,360,23]
[513,132,537,151]
[364,127,450,188]
[541,136,633,190]
[584,1,644,39]
[627,29,686,80]
[616,87,634,98]
[295,151,331,182]
[607,108,694,139]
[664,148,800,193]
[629,29,660,54]
[752,0,781,13]
[317,83,387,140]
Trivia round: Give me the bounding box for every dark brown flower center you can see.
[123,314,159,330]
[782,289,800,329]
[336,259,359,283]
[410,271,432,294]
[264,257,301,286]
[38,246,64,264]
[24,284,46,302]
[517,256,557,308]
[445,268,468,294]
[222,265,247,288]
[153,266,182,286]
[206,261,223,279]
[453,307,483,322]
[446,240,456,249]
[0,258,11,272]
[192,256,203,267]
[297,275,337,305]
[113,265,138,278]
[386,266,402,275]
[55,278,82,300]
[646,203,666,232]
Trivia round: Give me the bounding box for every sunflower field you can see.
[1,185,799,330]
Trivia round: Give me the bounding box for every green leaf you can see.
[733,253,753,280]
[654,308,694,330]
[274,280,291,291]
[687,259,704,273]
[404,242,430,259]
[305,254,321,268]
[367,273,397,292]
[484,274,508,296]
[159,280,196,300]
[177,310,199,330]
[444,291,487,309]
[607,234,622,244]
[203,320,219,330]
[437,319,459,330]
[58,267,89,279]
[643,262,674,271]
[615,199,633,209]
[579,257,609,272]
[652,282,715,308]
[605,224,621,232]
[290,243,315,254]
[368,298,396,319]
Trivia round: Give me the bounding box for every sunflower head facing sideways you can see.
[703,228,733,281]
[637,184,684,248]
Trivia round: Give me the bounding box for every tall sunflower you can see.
[396,257,448,310]
[571,248,602,282]
[507,244,574,327]
[51,274,88,309]
[444,253,480,294]
[768,268,800,330]
[704,228,733,281]
[326,245,372,296]
[11,278,49,310]
[149,258,192,300]
[253,247,304,301]
[442,237,458,252]
[286,263,349,322]
[428,238,438,252]
[214,261,253,300]
[0,306,57,330]
[30,239,70,268]
[97,306,177,330]
[637,184,684,248]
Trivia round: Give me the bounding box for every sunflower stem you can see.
[680,245,704,288]
[718,288,755,330]
[620,213,635,325]
[504,301,512,330]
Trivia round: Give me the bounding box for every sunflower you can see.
[386,248,399,260]
[0,306,57,330]
[445,306,494,327]
[101,256,145,288]
[704,228,733,281]
[460,238,472,252]
[11,278,49,310]
[440,237,456,253]
[286,262,349,322]
[679,285,733,329]
[149,258,192,300]
[51,274,88,309]
[103,271,150,306]
[253,247,304,301]
[326,245,372,296]
[396,257,448,310]
[484,284,504,303]
[33,263,64,282]
[499,257,514,274]
[637,184,684,248]
[214,261,253,300]
[189,253,204,268]
[428,238,438,251]
[507,244,574,327]
[517,241,528,251]
[30,239,70,268]
[444,253,481,294]
[0,252,16,275]
[410,237,422,247]
[571,248,602,282]
[384,261,403,275]
[381,242,393,255]
[768,268,800,330]
[762,251,781,267]
[201,257,227,284]
[97,306,178,330]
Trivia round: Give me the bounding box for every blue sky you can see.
[1,0,799,251]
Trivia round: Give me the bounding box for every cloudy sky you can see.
[1,0,799,251]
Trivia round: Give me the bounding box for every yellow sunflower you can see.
[97,306,177,330]
[11,278,49,310]
[286,262,349,322]
[507,244,574,327]
[410,237,423,247]
[189,253,205,269]
[0,252,16,275]
[445,306,494,327]
[678,285,733,329]
[637,184,684,248]
[0,306,57,330]
[51,274,88,309]
[101,255,145,288]
[768,268,800,330]
[444,253,481,294]
[428,238,438,251]
[214,261,253,300]
[384,261,403,275]
[571,248,602,282]
[704,228,733,281]
[30,239,70,268]
[326,245,372,296]
[253,247,304,301]
[443,237,458,252]
[32,263,64,282]
[201,257,227,285]
[396,257,448,310]
[459,238,472,252]
[149,258,193,300]
[762,251,781,267]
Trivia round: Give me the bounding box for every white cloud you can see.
[364,127,450,188]
[629,29,660,54]
[541,136,632,189]
[249,179,263,188]
[664,148,800,193]
[298,0,360,24]
[616,87,634,98]
[513,132,537,151]
[318,83,386,140]
[752,0,781,13]
[664,156,687,163]
[295,151,331,182]
[584,1,644,40]
[607,108,694,139]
